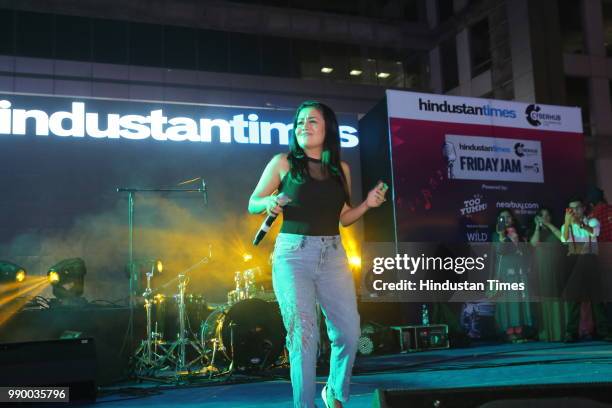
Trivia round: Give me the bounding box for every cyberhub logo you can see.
[525,104,561,127]
[513,142,539,158]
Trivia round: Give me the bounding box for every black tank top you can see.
[280,157,346,236]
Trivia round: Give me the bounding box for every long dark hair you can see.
[287,101,350,204]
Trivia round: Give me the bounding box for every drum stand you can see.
[133,257,212,381]
[117,181,207,369]
[133,265,169,374]
[162,272,206,374]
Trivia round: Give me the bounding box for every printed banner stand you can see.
[359,90,585,244]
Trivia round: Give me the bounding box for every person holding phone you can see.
[560,197,609,342]
[248,101,388,408]
[529,208,564,341]
[491,208,533,340]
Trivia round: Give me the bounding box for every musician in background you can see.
[249,101,387,408]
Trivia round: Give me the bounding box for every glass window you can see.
[229,32,261,75]
[93,18,128,64]
[164,25,197,70]
[470,18,491,77]
[360,47,407,87]
[198,29,229,72]
[404,51,429,90]
[320,42,350,82]
[56,15,91,62]
[440,37,459,91]
[129,22,163,66]
[565,76,590,135]
[16,11,54,58]
[559,0,585,54]
[377,59,405,87]
[261,35,293,77]
[0,9,15,55]
[347,45,373,85]
[292,39,321,80]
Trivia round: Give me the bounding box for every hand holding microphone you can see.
[253,193,291,245]
[265,194,285,217]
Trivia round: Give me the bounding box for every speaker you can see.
[0,306,132,385]
[372,383,612,408]
[0,338,97,402]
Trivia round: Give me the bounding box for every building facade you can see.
[0,0,610,194]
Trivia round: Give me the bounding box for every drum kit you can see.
[132,263,286,379]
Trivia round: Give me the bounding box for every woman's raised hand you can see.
[366,182,388,208]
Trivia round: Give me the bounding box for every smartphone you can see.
[497,217,505,231]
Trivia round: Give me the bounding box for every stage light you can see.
[155,260,163,274]
[0,261,27,283]
[321,67,334,74]
[349,255,361,268]
[377,72,390,78]
[48,271,60,284]
[243,253,253,262]
[47,258,87,300]
[349,69,363,76]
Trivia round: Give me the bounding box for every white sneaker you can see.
[321,385,341,408]
[321,385,331,408]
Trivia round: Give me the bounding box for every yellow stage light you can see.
[243,253,253,262]
[349,256,361,268]
[48,271,60,284]
[155,260,163,274]
[15,270,26,282]
[0,261,27,283]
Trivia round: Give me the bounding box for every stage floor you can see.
[91,341,612,407]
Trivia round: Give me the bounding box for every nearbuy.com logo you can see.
[0,100,359,147]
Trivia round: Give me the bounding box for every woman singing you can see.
[248,101,387,408]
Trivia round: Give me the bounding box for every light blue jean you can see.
[272,233,361,408]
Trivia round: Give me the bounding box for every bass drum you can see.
[201,298,285,371]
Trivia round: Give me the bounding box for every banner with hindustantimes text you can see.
[385,90,585,243]
[358,90,594,303]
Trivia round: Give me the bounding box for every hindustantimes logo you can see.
[419,98,517,118]
[525,104,561,127]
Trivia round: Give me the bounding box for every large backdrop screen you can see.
[0,93,361,302]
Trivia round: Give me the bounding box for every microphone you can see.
[253,193,291,246]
